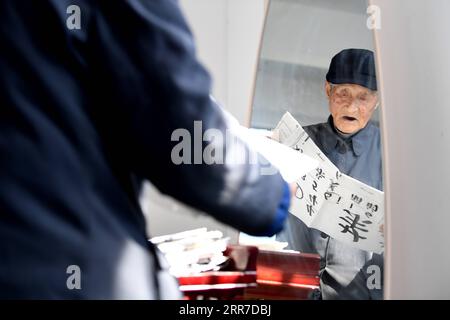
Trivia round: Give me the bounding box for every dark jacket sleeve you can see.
[85,0,286,235]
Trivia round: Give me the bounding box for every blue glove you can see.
[258,181,291,237]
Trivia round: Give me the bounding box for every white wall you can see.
[178,0,228,107]
[141,0,268,239]
[179,0,267,124]
[372,0,450,299]
[227,0,269,125]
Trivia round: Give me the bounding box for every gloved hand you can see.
[258,181,297,237]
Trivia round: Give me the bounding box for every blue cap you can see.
[326,48,377,91]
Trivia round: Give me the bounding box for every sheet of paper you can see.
[315,174,384,253]
[218,106,319,183]
[274,112,385,253]
[236,126,319,183]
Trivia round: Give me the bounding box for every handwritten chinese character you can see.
[367,203,378,212]
[329,181,340,192]
[351,194,363,205]
[295,183,304,200]
[365,202,379,218]
[315,168,325,180]
[339,210,372,242]
[294,145,304,153]
[306,204,315,216]
[309,194,318,206]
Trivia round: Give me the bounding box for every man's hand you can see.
[379,224,384,237]
[289,182,298,201]
[269,129,280,142]
[263,128,280,142]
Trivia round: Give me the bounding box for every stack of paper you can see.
[150,228,230,277]
[216,103,319,183]
[238,233,292,252]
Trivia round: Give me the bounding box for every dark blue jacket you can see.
[0,0,286,298]
[278,116,383,299]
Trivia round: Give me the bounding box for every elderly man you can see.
[0,0,294,299]
[277,48,383,300]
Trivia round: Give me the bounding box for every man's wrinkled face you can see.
[326,82,379,134]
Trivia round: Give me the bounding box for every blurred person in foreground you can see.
[0,0,295,299]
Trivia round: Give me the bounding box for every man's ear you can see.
[374,95,380,109]
[325,81,332,98]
